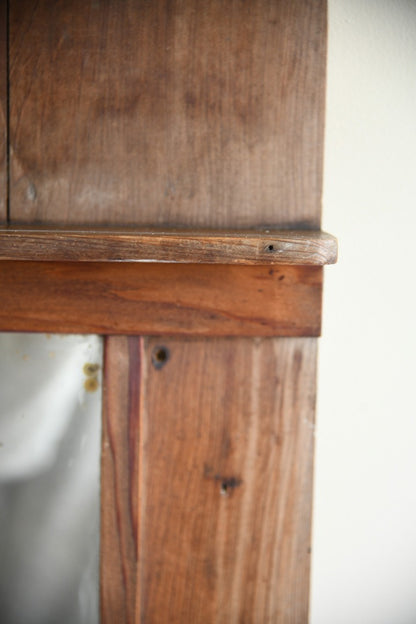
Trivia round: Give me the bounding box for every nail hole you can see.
[268,244,274,251]
[152,346,170,370]
[218,476,242,497]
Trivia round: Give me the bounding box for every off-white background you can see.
[1,3,415,623]
[311,1,416,623]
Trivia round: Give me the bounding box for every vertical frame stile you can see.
[135,337,317,622]
[101,336,142,624]
[100,335,318,620]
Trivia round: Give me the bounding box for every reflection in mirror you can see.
[0,333,103,624]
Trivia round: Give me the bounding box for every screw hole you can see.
[152,346,170,369]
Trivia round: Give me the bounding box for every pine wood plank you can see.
[135,336,317,622]
[0,261,322,337]
[0,2,7,223]
[0,227,337,265]
[101,336,140,624]
[9,0,326,228]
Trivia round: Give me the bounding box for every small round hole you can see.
[220,482,229,496]
[152,346,170,369]
[268,244,274,252]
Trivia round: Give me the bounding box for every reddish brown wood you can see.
[0,227,338,265]
[134,336,317,622]
[0,1,7,223]
[9,0,326,229]
[101,336,141,624]
[0,261,322,336]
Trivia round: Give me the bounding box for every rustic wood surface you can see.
[0,261,322,337]
[101,336,140,624]
[0,227,337,265]
[134,336,317,622]
[7,0,327,621]
[0,2,6,223]
[9,0,326,228]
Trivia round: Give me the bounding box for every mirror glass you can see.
[0,333,103,624]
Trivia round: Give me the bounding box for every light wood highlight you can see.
[134,336,317,622]
[9,0,326,228]
[0,261,322,337]
[0,227,337,265]
[101,336,140,624]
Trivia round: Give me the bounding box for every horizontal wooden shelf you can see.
[0,227,337,265]
[0,262,322,336]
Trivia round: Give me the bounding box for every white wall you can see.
[311,1,416,622]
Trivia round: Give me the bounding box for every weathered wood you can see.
[9,0,326,228]
[0,1,7,223]
[7,1,327,620]
[136,336,317,622]
[0,227,338,265]
[0,261,322,337]
[101,336,140,624]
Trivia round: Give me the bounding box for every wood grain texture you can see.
[6,1,327,621]
[0,1,7,223]
[0,227,338,265]
[9,0,326,228]
[135,336,317,622]
[101,336,140,624]
[0,261,322,336]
